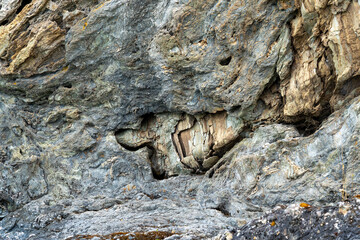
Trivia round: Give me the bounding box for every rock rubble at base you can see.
[216,198,360,240]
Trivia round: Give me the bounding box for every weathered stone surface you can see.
[281,0,360,119]
[115,111,243,177]
[198,97,360,220]
[0,0,359,239]
[0,0,21,23]
[216,198,360,240]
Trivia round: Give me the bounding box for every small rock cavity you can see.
[115,111,243,179]
[219,56,232,66]
[16,0,32,14]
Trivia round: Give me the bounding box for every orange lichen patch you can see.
[300,202,311,208]
[66,231,176,240]
[83,21,88,30]
[270,221,276,226]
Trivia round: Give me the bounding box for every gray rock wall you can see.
[0,0,359,239]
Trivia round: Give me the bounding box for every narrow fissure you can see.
[292,114,328,136]
[178,133,188,158]
[116,140,151,152]
[0,19,8,26]
[212,134,243,160]
[213,203,231,217]
[115,113,167,180]
[116,138,165,180]
[0,191,15,212]
[16,0,33,14]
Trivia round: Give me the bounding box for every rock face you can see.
[0,0,359,239]
[216,198,360,240]
[115,111,243,177]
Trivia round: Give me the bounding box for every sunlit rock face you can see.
[0,0,359,239]
[281,0,360,118]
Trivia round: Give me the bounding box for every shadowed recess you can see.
[16,0,33,14]
[219,56,232,66]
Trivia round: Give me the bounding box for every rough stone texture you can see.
[281,0,360,119]
[116,111,243,177]
[216,198,360,240]
[0,0,21,23]
[197,97,360,220]
[0,0,359,239]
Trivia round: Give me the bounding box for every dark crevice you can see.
[63,83,72,88]
[178,134,188,158]
[0,19,9,26]
[115,134,165,180]
[0,191,16,212]
[292,117,322,136]
[53,13,65,30]
[219,56,232,66]
[115,140,152,152]
[115,113,166,180]
[257,70,335,137]
[286,69,335,137]
[207,154,229,178]
[140,112,155,127]
[212,134,243,160]
[16,0,33,14]
[65,3,77,12]
[213,203,231,217]
[142,192,161,200]
[283,104,333,137]
[340,75,360,96]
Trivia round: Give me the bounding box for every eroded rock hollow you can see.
[0,0,359,239]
